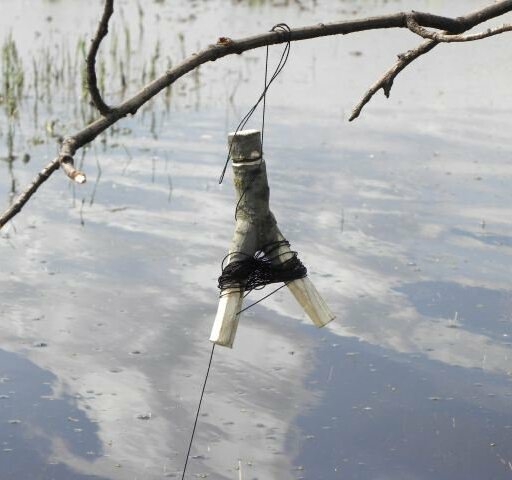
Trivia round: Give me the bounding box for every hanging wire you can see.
[218,23,292,185]
[223,24,292,221]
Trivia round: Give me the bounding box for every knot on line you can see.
[218,240,307,294]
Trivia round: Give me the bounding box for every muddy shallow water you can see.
[1,1,512,479]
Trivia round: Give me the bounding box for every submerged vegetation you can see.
[0,0,324,211]
[1,34,25,202]
[1,34,24,119]
[0,11,180,209]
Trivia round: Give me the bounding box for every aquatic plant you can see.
[1,34,24,118]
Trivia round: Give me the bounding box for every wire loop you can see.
[218,23,292,185]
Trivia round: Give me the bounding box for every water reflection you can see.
[0,349,108,480]
[453,227,512,249]
[1,0,512,478]
[295,334,512,480]
[397,281,512,344]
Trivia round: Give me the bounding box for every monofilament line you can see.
[218,23,291,185]
[180,342,216,480]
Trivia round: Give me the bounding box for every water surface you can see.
[1,1,512,479]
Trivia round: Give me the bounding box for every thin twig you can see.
[0,160,60,228]
[2,0,512,229]
[349,38,438,121]
[86,0,114,115]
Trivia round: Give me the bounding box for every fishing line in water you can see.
[180,342,215,480]
[180,24,292,479]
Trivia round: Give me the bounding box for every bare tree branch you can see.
[2,0,512,229]
[86,0,114,115]
[349,38,438,122]
[406,16,512,42]
[349,0,512,121]
[0,140,86,228]
[0,160,60,228]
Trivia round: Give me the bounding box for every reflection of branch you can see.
[86,0,114,115]
[2,0,512,228]
[89,157,102,206]
[6,158,17,204]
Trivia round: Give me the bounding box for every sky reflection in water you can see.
[1,0,512,479]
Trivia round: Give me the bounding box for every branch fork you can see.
[210,130,335,348]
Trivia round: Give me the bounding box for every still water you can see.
[1,0,512,478]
